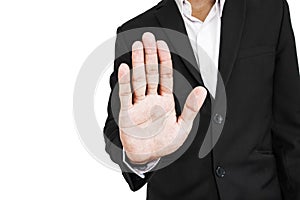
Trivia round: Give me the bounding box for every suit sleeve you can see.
[103,26,155,191]
[272,1,300,199]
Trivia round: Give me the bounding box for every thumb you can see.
[178,86,207,131]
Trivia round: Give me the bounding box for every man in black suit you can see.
[104,0,300,199]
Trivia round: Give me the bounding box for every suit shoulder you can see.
[117,0,166,32]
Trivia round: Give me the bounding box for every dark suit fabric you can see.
[103,0,300,199]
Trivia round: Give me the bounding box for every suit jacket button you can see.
[213,114,224,124]
[216,166,226,178]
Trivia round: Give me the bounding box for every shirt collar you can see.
[175,0,226,18]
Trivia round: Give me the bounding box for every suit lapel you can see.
[219,0,247,86]
[154,0,203,85]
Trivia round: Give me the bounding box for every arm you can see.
[104,28,206,191]
[272,0,300,199]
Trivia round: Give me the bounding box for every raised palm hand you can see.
[118,32,207,164]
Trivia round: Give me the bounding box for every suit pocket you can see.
[237,46,276,60]
[254,149,274,156]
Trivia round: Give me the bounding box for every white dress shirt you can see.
[177,0,225,98]
[123,0,226,178]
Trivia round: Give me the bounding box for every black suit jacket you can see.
[103,0,300,199]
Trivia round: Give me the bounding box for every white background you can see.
[0,0,299,199]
